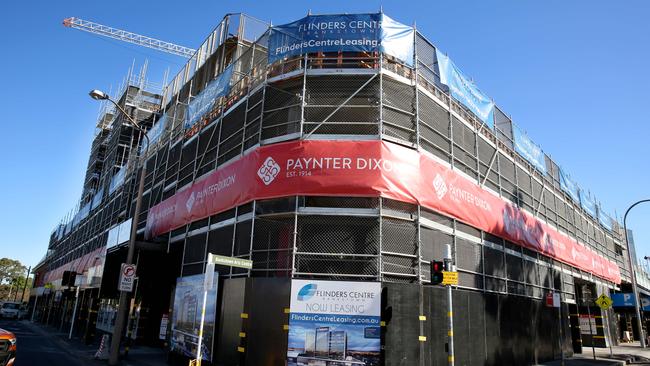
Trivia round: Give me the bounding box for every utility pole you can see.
[69,286,80,339]
[444,244,455,366]
[89,89,150,365]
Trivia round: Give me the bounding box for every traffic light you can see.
[431,260,444,285]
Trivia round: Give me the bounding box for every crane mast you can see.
[63,17,196,58]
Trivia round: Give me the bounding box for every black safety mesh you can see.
[304,74,380,135]
[251,215,293,277]
[381,217,418,282]
[295,215,379,278]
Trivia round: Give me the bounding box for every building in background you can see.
[32,11,635,365]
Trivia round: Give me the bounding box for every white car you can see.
[0,303,20,319]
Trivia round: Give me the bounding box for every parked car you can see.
[0,328,16,366]
[17,306,27,321]
[0,303,20,320]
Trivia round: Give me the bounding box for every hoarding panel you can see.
[287,280,381,366]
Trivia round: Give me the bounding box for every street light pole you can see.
[89,90,150,365]
[623,199,650,348]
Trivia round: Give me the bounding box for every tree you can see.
[0,258,28,301]
[0,258,26,284]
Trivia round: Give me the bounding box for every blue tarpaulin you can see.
[435,50,494,128]
[268,13,414,66]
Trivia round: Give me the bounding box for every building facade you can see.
[33,12,634,366]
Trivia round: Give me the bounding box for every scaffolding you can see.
[42,11,631,295]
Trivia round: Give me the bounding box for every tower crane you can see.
[62,17,196,58]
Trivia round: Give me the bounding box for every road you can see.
[0,318,87,366]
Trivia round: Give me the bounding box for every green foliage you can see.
[0,258,30,302]
[0,258,26,285]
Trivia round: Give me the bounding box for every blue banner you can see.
[185,65,234,130]
[559,168,580,203]
[91,188,104,210]
[140,113,168,153]
[512,126,547,174]
[598,208,614,232]
[435,50,494,128]
[580,191,597,218]
[78,202,90,221]
[268,13,414,66]
[108,167,126,195]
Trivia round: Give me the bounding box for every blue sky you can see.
[2,0,649,269]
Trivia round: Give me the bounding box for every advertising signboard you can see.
[287,279,381,366]
[171,273,219,361]
[268,13,414,65]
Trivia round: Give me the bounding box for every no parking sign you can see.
[118,263,136,292]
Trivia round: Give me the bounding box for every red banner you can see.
[146,140,621,284]
[38,245,107,287]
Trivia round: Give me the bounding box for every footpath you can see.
[22,319,650,366]
[22,320,169,366]
[539,342,650,366]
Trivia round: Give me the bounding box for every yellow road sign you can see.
[595,294,613,310]
[442,271,458,286]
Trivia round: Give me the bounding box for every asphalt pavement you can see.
[0,318,168,366]
[0,318,88,366]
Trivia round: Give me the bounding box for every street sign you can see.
[441,271,458,286]
[545,292,553,307]
[595,294,613,310]
[207,253,253,269]
[118,263,136,292]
